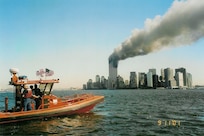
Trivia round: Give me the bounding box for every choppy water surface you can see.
[0,89,204,135]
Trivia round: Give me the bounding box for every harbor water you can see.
[0,89,204,135]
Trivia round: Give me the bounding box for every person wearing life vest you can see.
[11,73,18,85]
[23,85,39,111]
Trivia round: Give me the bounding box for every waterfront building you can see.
[95,75,101,88]
[138,72,147,88]
[129,72,137,89]
[83,84,86,90]
[101,76,105,84]
[160,69,165,82]
[117,75,125,89]
[101,76,107,89]
[125,80,129,87]
[187,73,193,88]
[153,75,159,89]
[147,71,153,88]
[95,75,100,83]
[175,68,187,86]
[108,61,117,89]
[164,68,175,88]
[175,72,184,88]
[87,79,93,89]
[169,79,177,89]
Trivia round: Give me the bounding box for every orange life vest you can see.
[24,89,32,98]
[12,75,18,84]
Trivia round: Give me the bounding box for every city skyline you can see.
[84,66,193,90]
[1,0,204,90]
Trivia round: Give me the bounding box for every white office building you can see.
[147,71,153,88]
[175,72,184,88]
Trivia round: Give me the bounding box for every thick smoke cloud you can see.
[109,0,204,67]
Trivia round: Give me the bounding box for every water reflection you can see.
[0,112,103,135]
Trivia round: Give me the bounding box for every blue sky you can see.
[0,0,203,89]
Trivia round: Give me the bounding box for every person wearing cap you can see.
[23,85,39,111]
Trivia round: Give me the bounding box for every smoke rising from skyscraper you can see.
[109,0,204,67]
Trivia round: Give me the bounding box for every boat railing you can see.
[62,94,94,103]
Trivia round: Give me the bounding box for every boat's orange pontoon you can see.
[0,70,104,124]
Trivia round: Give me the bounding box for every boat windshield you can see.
[39,83,54,95]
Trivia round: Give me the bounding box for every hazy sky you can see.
[0,0,204,89]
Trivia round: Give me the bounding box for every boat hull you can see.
[0,95,104,124]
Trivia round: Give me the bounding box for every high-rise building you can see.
[164,68,175,88]
[175,72,184,88]
[138,72,146,88]
[175,68,187,86]
[95,75,100,83]
[125,80,129,87]
[87,79,93,89]
[149,68,156,75]
[147,71,153,88]
[83,84,86,90]
[95,75,101,88]
[187,73,193,88]
[108,61,117,89]
[101,76,108,89]
[129,72,137,89]
[160,68,165,82]
[101,76,105,84]
[117,75,125,89]
[153,75,159,88]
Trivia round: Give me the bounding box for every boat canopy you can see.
[14,79,59,95]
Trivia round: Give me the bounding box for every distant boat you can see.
[0,70,104,124]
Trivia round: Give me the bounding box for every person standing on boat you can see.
[23,85,32,111]
[32,84,42,109]
[11,73,18,85]
[23,85,39,111]
[29,85,36,110]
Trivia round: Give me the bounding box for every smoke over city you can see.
[109,0,204,68]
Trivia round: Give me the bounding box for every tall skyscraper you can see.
[153,75,159,88]
[95,75,100,83]
[87,79,93,89]
[164,68,175,88]
[175,72,184,88]
[147,71,153,88]
[108,61,117,89]
[101,76,105,84]
[95,75,101,88]
[101,76,108,89]
[175,68,187,86]
[160,68,165,82]
[129,72,137,89]
[138,72,146,88]
[186,73,193,88]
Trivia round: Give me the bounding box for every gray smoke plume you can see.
[109,0,204,67]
